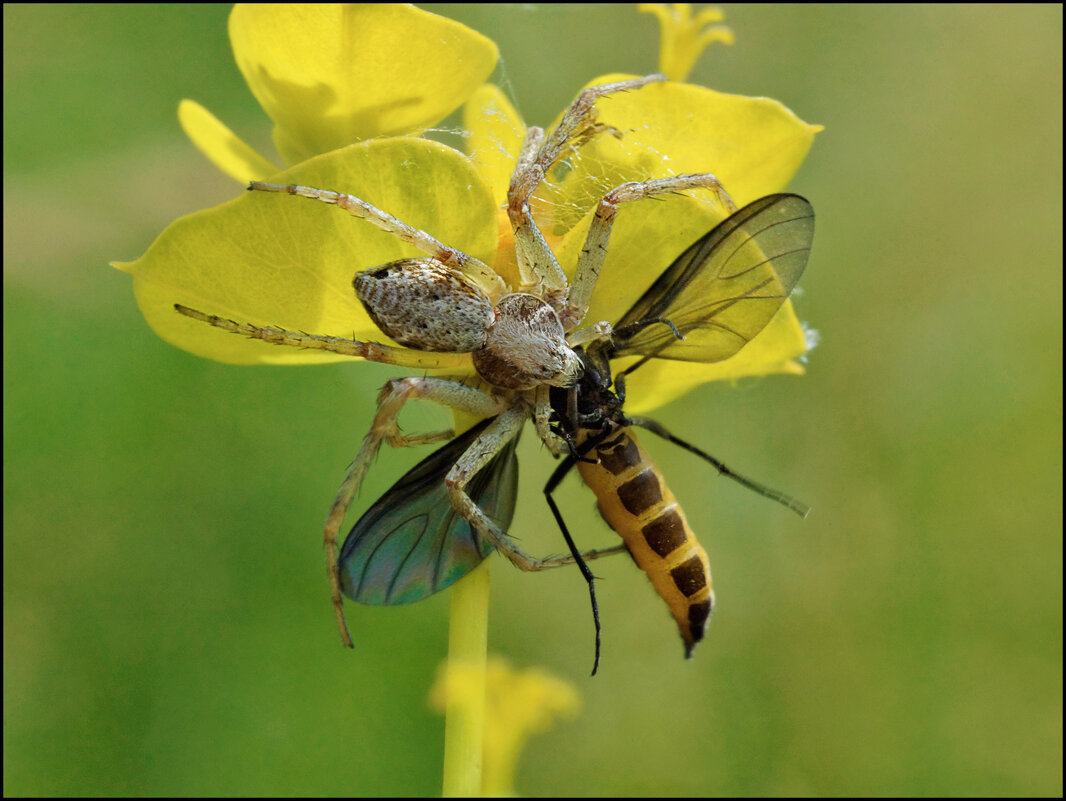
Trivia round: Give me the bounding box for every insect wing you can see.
[338,421,519,606]
[612,194,814,362]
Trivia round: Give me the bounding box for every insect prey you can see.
[174,74,814,673]
[545,196,815,656]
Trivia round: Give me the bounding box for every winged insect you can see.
[544,196,814,658]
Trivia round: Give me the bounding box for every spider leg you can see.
[506,75,667,300]
[506,124,569,297]
[508,75,667,212]
[565,319,613,349]
[248,182,506,297]
[533,384,570,457]
[325,377,510,646]
[561,173,739,330]
[173,304,470,370]
[445,406,628,572]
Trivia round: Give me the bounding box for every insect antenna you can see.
[626,415,811,518]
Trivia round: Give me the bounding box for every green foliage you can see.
[4,5,1061,796]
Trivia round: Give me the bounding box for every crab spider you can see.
[175,74,741,647]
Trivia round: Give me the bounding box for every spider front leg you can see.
[506,74,666,298]
[508,75,667,214]
[560,174,740,330]
[326,377,510,647]
[248,181,506,297]
[533,384,571,458]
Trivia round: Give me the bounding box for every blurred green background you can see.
[4,4,1061,796]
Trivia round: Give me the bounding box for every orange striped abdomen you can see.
[576,427,714,656]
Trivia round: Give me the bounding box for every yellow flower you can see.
[430,657,581,797]
[639,3,736,83]
[177,4,498,179]
[114,4,820,411]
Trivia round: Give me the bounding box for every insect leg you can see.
[542,452,615,676]
[327,377,509,646]
[172,304,471,370]
[562,174,739,330]
[445,408,628,572]
[248,182,506,297]
[627,415,811,518]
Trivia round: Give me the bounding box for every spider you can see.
[174,74,806,660]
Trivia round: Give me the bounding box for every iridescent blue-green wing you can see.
[611,194,814,362]
[338,420,519,606]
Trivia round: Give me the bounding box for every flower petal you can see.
[537,74,818,407]
[177,99,280,183]
[229,4,498,164]
[463,84,525,209]
[542,74,821,232]
[638,3,735,83]
[114,138,497,365]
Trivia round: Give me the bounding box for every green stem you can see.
[441,558,491,797]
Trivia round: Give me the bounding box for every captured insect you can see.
[173,74,814,672]
[544,192,813,661]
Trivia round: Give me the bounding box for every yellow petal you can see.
[463,84,525,209]
[542,74,821,232]
[481,659,580,797]
[537,75,818,407]
[228,4,498,164]
[619,301,810,412]
[432,657,581,798]
[177,99,280,183]
[114,138,497,365]
[638,3,735,83]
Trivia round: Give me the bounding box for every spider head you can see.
[472,293,583,390]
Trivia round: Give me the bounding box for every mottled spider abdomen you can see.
[354,257,493,352]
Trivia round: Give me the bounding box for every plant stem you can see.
[441,558,491,797]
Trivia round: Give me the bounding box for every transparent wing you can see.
[338,420,519,606]
[611,194,814,362]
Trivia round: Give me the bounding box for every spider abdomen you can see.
[353,257,493,352]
